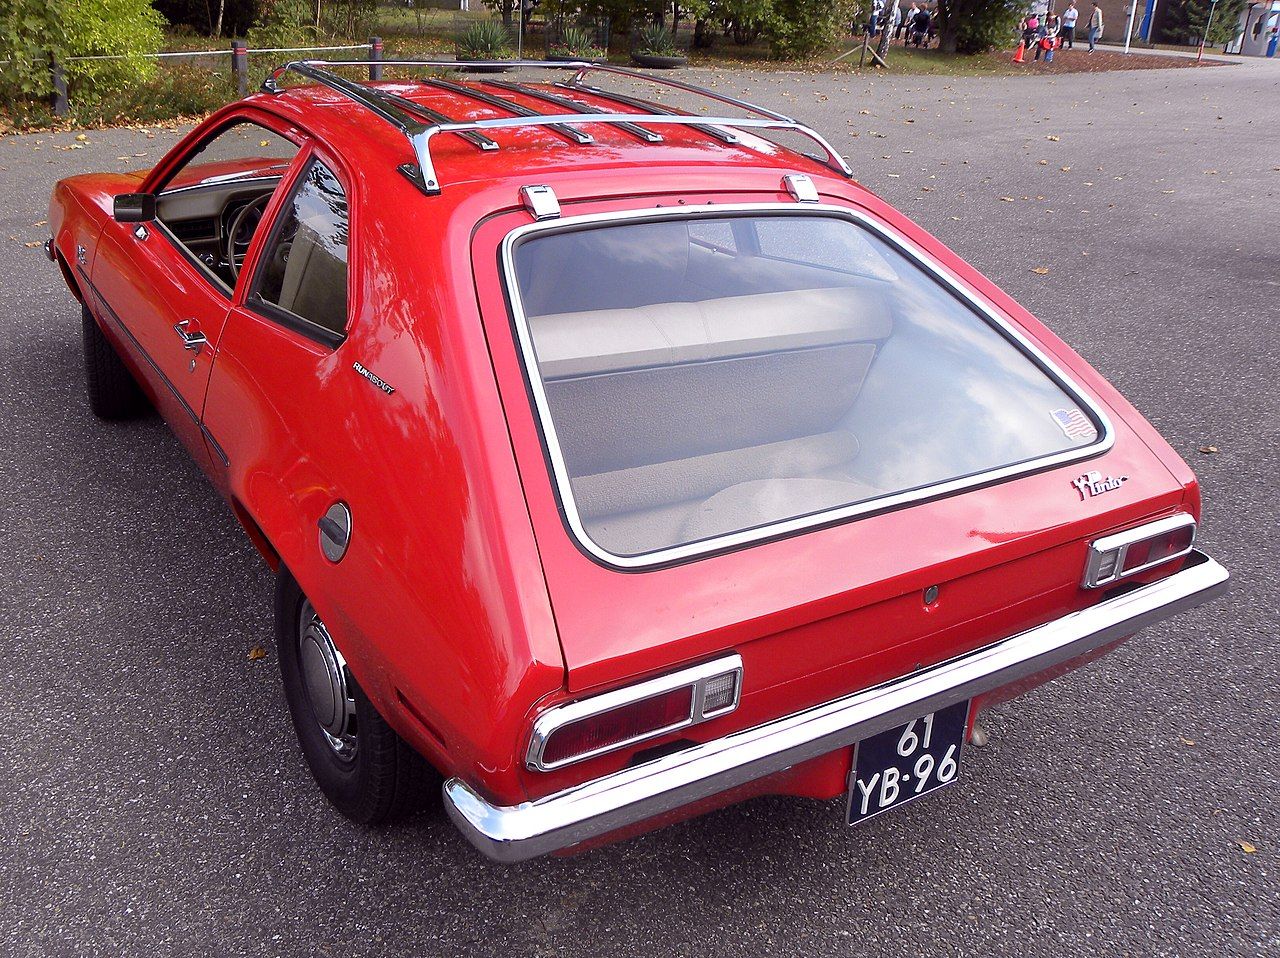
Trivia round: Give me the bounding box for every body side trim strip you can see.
[76,265,230,466]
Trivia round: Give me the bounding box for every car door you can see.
[201,143,354,539]
[90,118,302,472]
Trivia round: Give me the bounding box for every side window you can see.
[154,120,300,290]
[253,159,349,339]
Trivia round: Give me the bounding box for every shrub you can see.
[455,19,515,60]
[550,26,606,59]
[764,0,858,59]
[245,0,318,51]
[635,23,676,55]
[0,0,164,103]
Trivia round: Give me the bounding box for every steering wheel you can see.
[225,192,274,282]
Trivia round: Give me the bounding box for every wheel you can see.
[81,303,148,420]
[275,570,433,824]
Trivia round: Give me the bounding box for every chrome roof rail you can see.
[417,76,594,145]
[549,79,739,145]
[481,79,663,143]
[261,59,854,194]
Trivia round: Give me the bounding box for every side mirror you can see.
[113,192,156,223]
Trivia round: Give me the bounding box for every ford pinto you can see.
[46,60,1228,862]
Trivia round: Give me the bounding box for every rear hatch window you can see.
[505,211,1107,565]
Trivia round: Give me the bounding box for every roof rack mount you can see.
[262,59,854,195]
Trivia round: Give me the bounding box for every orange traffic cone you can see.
[1013,40,1026,63]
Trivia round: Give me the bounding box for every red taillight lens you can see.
[540,686,694,767]
[1122,524,1195,573]
[1084,514,1196,588]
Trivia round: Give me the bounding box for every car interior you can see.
[152,122,300,290]
[156,173,286,288]
[513,216,1097,559]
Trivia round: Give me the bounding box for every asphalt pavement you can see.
[1,54,1277,958]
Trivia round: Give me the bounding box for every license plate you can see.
[846,699,969,825]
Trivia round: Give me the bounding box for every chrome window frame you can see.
[526,654,744,772]
[499,202,1116,570]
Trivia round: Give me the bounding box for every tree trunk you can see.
[936,0,959,53]
[875,0,896,61]
[214,0,225,38]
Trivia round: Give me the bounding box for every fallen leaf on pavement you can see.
[247,645,268,661]
[1060,165,1071,172]
[1179,736,1196,746]
[23,241,41,248]
[1030,267,1050,274]
[1237,841,1257,854]
[75,133,87,141]
[999,196,1015,202]
[1046,134,1060,141]
[1198,445,1219,454]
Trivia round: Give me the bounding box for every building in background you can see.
[1225,0,1280,53]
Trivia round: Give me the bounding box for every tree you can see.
[1162,0,1247,46]
[0,0,164,101]
[933,0,1022,54]
[152,0,262,37]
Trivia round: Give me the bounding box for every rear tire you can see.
[275,569,433,824]
[81,304,148,420]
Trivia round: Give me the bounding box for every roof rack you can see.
[479,79,664,143]
[262,60,854,195]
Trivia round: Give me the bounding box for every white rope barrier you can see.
[1,42,371,65]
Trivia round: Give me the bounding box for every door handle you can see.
[173,319,207,354]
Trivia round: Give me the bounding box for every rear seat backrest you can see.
[531,286,893,477]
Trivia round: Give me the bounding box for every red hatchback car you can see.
[47,60,1227,862]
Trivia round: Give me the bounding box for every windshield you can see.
[508,212,1105,563]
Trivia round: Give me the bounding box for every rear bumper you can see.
[443,550,1228,863]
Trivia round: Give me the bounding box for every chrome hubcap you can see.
[298,600,357,760]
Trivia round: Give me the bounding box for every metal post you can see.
[49,54,68,117]
[1197,0,1218,60]
[517,5,525,59]
[369,36,383,81]
[232,39,248,98]
[1124,0,1138,52]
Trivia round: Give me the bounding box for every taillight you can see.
[527,655,743,771]
[1083,514,1196,589]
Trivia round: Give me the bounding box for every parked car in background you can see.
[46,60,1227,862]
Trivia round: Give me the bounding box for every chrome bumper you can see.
[443,550,1228,863]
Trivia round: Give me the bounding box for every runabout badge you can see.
[1072,470,1128,500]
[352,361,395,395]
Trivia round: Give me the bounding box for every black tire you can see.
[275,569,433,824]
[81,303,148,420]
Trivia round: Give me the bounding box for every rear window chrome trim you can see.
[498,202,1116,570]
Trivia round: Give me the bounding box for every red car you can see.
[47,60,1227,862]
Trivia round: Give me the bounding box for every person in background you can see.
[911,4,931,47]
[1087,1,1103,53]
[898,2,919,42]
[1021,11,1041,52]
[1035,14,1060,60]
[1061,1,1078,48]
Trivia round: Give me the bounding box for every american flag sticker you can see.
[1052,408,1097,442]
